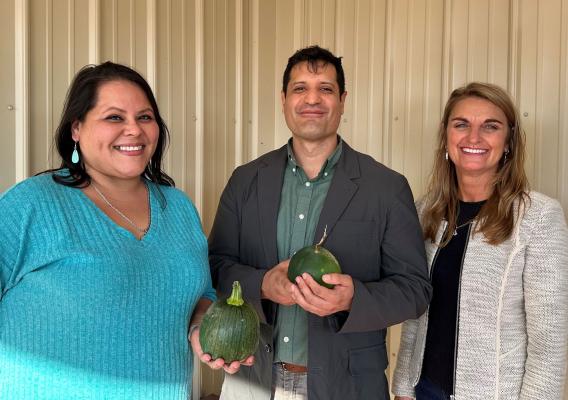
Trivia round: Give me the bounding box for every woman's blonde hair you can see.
[422,82,529,246]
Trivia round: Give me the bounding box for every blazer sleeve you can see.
[520,199,568,398]
[208,172,270,322]
[339,176,432,333]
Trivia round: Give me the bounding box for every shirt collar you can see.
[286,136,343,180]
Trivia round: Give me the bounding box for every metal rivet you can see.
[523,112,528,117]
[7,105,14,111]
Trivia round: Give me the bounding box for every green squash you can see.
[287,228,341,289]
[199,281,260,362]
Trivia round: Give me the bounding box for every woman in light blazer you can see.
[392,82,568,399]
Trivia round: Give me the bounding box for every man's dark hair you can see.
[282,45,345,96]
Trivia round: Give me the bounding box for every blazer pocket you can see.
[348,342,388,377]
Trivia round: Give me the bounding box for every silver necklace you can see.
[453,220,473,236]
[92,182,150,235]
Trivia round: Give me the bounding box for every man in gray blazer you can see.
[204,45,432,400]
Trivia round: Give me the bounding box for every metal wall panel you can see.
[4,0,568,397]
[0,0,16,191]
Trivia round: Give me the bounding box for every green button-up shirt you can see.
[273,138,342,366]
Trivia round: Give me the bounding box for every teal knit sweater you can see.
[0,173,216,399]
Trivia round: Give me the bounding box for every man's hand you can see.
[291,272,354,316]
[394,397,413,400]
[261,260,295,305]
[189,326,255,374]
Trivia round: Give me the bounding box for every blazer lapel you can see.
[257,146,287,266]
[315,143,360,243]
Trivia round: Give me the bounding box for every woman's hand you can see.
[189,326,255,374]
[394,397,413,400]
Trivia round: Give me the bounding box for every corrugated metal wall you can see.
[2,0,568,398]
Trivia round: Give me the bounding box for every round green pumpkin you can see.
[199,281,260,362]
[288,243,341,289]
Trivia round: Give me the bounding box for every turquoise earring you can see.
[71,142,80,164]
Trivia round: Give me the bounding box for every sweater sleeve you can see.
[392,317,421,398]
[520,199,568,399]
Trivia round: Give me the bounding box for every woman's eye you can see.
[483,124,499,131]
[454,122,468,129]
[293,86,305,93]
[139,114,154,121]
[321,87,333,93]
[105,115,123,121]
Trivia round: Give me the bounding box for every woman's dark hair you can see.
[48,61,174,187]
[282,45,345,96]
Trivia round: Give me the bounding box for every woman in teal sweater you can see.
[0,62,216,399]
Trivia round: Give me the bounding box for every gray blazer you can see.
[209,141,432,400]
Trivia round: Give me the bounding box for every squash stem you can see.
[227,281,244,306]
[315,225,328,249]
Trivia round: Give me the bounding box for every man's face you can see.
[281,61,347,143]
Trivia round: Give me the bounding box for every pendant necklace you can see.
[453,220,473,236]
[92,182,150,235]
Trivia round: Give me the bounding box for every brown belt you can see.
[278,362,308,373]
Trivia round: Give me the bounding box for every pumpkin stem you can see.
[227,281,244,306]
[315,225,328,249]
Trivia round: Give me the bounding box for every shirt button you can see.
[283,336,290,343]
[299,214,305,220]
[305,182,311,187]
[292,168,296,172]
[324,172,328,176]
[265,344,272,353]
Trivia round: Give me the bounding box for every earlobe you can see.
[281,91,286,111]
[71,121,80,141]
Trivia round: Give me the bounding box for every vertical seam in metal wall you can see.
[46,0,53,171]
[194,0,205,214]
[441,0,451,103]
[89,0,100,64]
[558,0,568,211]
[403,0,413,175]
[466,0,472,82]
[487,0,493,81]
[422,0,432,192]
[294,0,303,53]
[165,0,172,176]
[334,0,342,56]
[508,0,519,97]
[535,3,542,189]
[352,0,360,148]
[129,0,134,65]
[331,0,338,50]
[381,0,392,167]
[146,0,156,91]
[251,0,259,159]
[192,0,205,391]
[113,0,117,60]
[367,0,376,158]
[180,0,187,193]
[235,0,243,167]
[68,0,75,84]
[15,0,29,182]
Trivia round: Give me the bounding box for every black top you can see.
[421,200,485,395]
